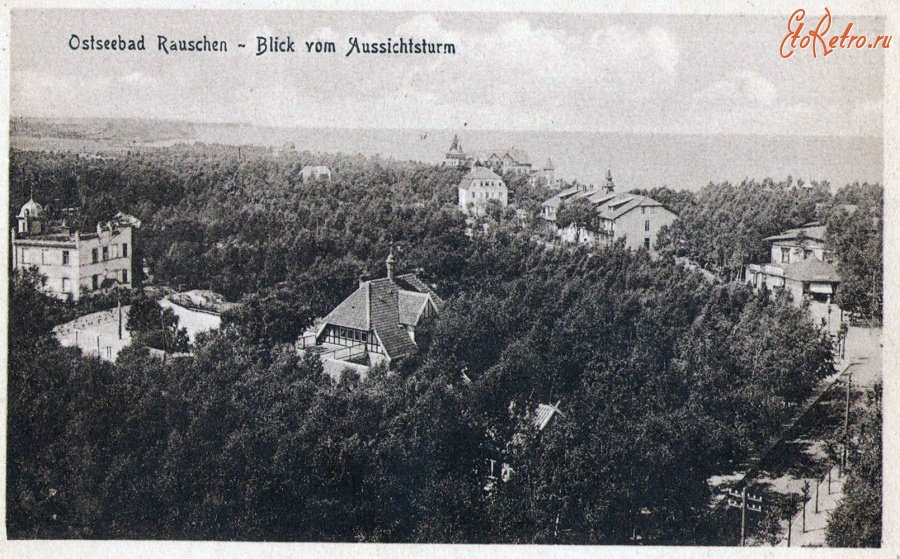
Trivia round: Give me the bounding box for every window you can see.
[92,275,99,290]
[102,246,109,261]
[122,243,128,258]
[111,244,119,259]
[62,250,70,265]
[642,206,646,214]
[122,269,128,284]
[781,247,790,263]
[92,248,99,264]
[62,277,71,293]
[644,238,651,250]
[645,220,650,232]
[41,249,49,264]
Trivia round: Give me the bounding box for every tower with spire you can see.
[603,169,615,195]
[443,134,469,167]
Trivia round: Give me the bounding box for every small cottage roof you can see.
[764,224,827,243]
[782,259,841,283]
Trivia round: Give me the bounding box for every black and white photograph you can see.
[2,2,896,556]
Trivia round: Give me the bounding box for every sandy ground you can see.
[55,296,222,361]
[755,326,882,547]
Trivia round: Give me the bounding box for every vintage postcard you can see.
[2,1,897,557]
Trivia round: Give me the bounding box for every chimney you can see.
[359,275,367,288]
[386,249,395,281]
[605,169,615,194]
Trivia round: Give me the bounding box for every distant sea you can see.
[13,118,883,192]
[189,125,882,192]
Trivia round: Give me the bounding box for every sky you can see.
[10,9,887,137]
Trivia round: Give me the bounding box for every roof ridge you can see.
[364,281,371,330]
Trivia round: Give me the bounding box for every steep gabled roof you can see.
[395,273,445,309]
[369,279,418,359]
[398,291,431,326]
[321,273,440,360]
[321,282,371,331]
[503,148,531,166]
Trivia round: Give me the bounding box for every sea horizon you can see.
[11,116,884,193]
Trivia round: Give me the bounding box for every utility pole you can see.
[815,479,819,513]
[801,480,810,533]
[159,308,169,365]
[741,487,747,546]
[787,517,792,547]
[726,487,763,546]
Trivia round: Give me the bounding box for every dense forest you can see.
[653,179,883,321]
[826,385,882,547]
[6,146,878,543]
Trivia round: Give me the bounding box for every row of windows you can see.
[20,243,130,266]
[91,243,128,264]
[471,190,504,200]
[335,327,369,344]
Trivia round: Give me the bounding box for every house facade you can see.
[301,165,332,182]
[11,199,134,301]
[744,222,841,304]
[529,158,557,187]
[458,166,508,216]
[300,253,443,369]
[541,172,677,253]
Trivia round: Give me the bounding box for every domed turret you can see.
[17,198,45,235]
[18,198,44,219]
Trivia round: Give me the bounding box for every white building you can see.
[458,166,508,217]
[301,165,332,182]
[11,198,133,301]
[540,172,677,253]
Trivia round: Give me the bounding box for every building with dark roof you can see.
[300,252,442,369]
[745,222,841,304]
[540,171,677,253]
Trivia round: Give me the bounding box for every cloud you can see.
[590,24,680,76]
[396,14,460,43]
[121,71,155,86]
[697,69,777,107]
